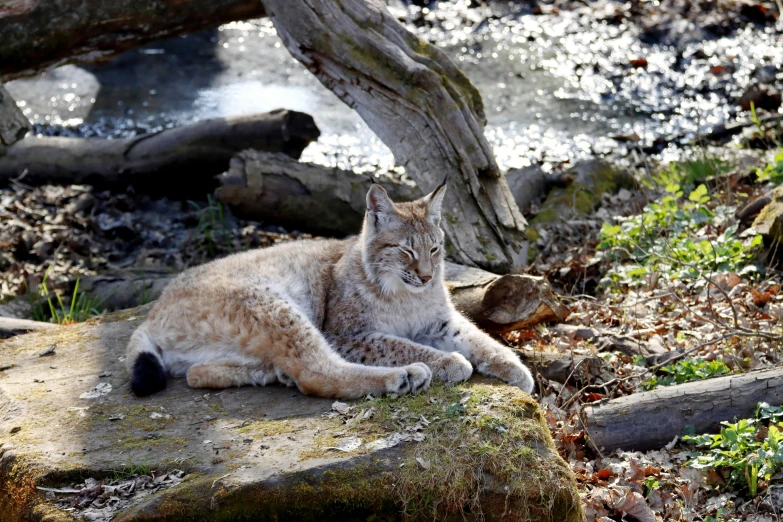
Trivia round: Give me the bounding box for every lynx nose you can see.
[419,275,432,284]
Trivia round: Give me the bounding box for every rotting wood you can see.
[582,367,783,452]
[0,110,319,196]
[262,0,528,273]
[446,263,570,334]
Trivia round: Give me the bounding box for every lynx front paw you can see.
[478,357,535,394]
[387,363,432,396]
[431,352,473,382]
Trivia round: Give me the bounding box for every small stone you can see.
[10,426,21,434]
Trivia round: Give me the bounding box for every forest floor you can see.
[2,143,782,522]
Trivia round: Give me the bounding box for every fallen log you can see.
[0,84,29,150]
[0,316,60,339]
[582,367,783,452]
[217,150,419,236]
[0,110,319,196]
[513,349,602,385]
[42,261,568,336]
[446,263,570,334]
[0,0,266,81]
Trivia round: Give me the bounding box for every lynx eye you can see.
[399,246,415,259]
[430,245,440,255]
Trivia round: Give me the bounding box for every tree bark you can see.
[217,150,420,237]
[0,0,266,81]
[582,368,783,452]
[0,84,29,151]
[262,0,527,273]
[0,110,319,196]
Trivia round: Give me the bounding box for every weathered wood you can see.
[0,110,319,196]
[0,0,266,81]
[262,0,528,273]
[0,84,29,151]
[513,349,602,385]
[217,150,420,236]
[445,264,570,334]
[582,368,783,452]
[0,316,60,339]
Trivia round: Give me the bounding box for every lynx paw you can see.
[431,352,473,382]
[478,358,535,394]
[387,363,432,396]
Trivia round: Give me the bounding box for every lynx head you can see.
[361,181,447,294]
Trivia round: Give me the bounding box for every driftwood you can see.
[217,151,419,236]
[582,367,783,452]
[0,317,59,339]
[445,264,570,334]
[0,0,266,81]
[0,84,29,149]
[0,110,319,196]
[42,262,568,335]
[513,349,602,385]
[263,0,527,273]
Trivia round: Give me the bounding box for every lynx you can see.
[127,183,535,399]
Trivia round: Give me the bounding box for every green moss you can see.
[373,381,583,522]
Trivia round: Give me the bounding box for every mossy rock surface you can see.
[526,160,635,242]
[0,308,583,521]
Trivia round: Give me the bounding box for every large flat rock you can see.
[0,308,583,522]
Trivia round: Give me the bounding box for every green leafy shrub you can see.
[597,182,762,288]
[755,152,783,184]
[683,403,783,496]
[641,358,732,390]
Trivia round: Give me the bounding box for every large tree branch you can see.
[0,0,266,81]
[262,0,527,273]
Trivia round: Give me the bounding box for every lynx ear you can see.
[366,183,397,228]
[423,179,447,224]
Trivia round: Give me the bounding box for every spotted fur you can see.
[126,184,534,399]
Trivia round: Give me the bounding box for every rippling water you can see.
[6,0,782,175]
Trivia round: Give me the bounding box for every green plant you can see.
[597,182,762,288]
[189,195,232,258]
[755,152,783,184]
[31,269,103,324]
[110,457,153,481]
[683,403,783,496]
[704,510,739,522]
[641,358,732,390]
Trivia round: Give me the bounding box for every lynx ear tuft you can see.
[366,183,397,228]
[423,179,447,224]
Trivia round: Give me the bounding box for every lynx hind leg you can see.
[255,294,432,399]
[186,362,276,389]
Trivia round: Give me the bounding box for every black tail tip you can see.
[131,352,167,397]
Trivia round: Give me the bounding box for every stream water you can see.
[6,0,783,176]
